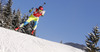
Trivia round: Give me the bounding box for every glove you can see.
[41,11,45,16]
[29,7,34,13]
[29,9,32,13]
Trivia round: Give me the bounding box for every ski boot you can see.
[31,30,35,35]
[15,27,19,31]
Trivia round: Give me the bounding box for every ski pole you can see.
[41,2,46,7]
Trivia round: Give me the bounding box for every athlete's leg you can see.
[31,18,39,35]
[31,21,38,35]
[15,15,36,31]
[33,21,38,30]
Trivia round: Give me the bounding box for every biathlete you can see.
[15,6,45,35]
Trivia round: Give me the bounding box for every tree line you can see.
[0,0,36,36]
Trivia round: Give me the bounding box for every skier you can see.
[15,6,45,35]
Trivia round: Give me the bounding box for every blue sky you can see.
[10,0,100,45]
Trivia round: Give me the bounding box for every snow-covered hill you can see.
[0,27,85,52]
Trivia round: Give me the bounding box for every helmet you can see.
[39,6,43,10]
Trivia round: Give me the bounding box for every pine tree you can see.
[86,26,100,52]
[1,0,13,29]
[12,9,21,29]
[0,1,2,26]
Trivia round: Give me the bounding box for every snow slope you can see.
[0,27,85,52]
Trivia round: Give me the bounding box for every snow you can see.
[0,27,85,52]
